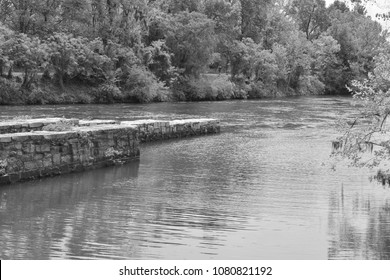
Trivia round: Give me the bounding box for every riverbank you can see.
[0,73,326,106]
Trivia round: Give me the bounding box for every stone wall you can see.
[122,119,220,142]
[0,124,139,184]
[0,118,79,134]
[0,118,220,185]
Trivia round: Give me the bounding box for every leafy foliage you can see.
[121,66,166,103]
[5,33,48,89]
[287,0,330,40]
[165,11,216,77]
[333,52,390,171]
[0,77,23,104]
[0,0,389,103]
[46,33,88,89]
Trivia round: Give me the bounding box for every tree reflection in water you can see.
[328,186,390,259]
[0,162,140,259]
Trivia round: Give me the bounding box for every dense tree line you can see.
[0,0,388,104]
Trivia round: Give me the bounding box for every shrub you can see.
[92,83,122,103]
[172,76,211,101]
[143,40,177,86]
[26,82,95,105]
[121,66,167,103]
[247,81,280,98]
[233,83,249,99]
[297,75,325,96]
[0,78,23,104]
[173,75,243,101]
[209,76,236,100]
[187,77,213,100]
[26,87,50,105]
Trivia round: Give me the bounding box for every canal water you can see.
[0,96,390,260]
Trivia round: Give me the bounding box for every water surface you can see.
[1,96,390,259]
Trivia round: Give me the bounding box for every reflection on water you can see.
[0,162,140,259]
[1,96,390,259]
[328,184,390,259]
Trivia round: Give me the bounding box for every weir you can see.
[0,118,220,185]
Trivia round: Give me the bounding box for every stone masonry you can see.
[122,119,220,142]
[0,118,220,185]
[0,118,79,134]
[0,123,139,184]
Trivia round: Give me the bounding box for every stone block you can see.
[36,160,44,169]
[0,125,10,131]
[53,154,61,165]
[29,122,43,128]
[24,161,37,171]
[42,133,55,140]
[30,134,44,140]
[72,153,80,162]
[41,144,51,152]
[51,146,61,154]
[0,137,12,143]
[34,154,44,160]
[59,145,69,154]
[14,143,22,150]
[79,120,118,126]
[43,157,53,167]
[8,151,17,157]
[0,150,8,158]
[61,155,72,164]
[21,143,28,152]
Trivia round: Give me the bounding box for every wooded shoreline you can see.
[1,1,387,105]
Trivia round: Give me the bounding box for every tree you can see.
[0,0,63,37]
[76,38,114,84]
[327,8,387,93]
[332,51,390,172]
[310,34,341,93]
[287,0,330,41]
[59,0,91,36]
[240,0,272,43]
[282,29,314,91]
[204,0,241,69]
[143,40,176,85]
[45,33,88,90]
[261,3,297,49]
[0,23,13,76]
[86,0,149,47]
[328,0,350,14]
[168,0,200,14]
[165,11,216,77]
[329,1,390,178]
[6,33,48,88]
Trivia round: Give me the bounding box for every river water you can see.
[0,96,390,260]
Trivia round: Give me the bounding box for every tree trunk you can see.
[7,66,12,79]
[58,71,65,91]
[22,69,28,88]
